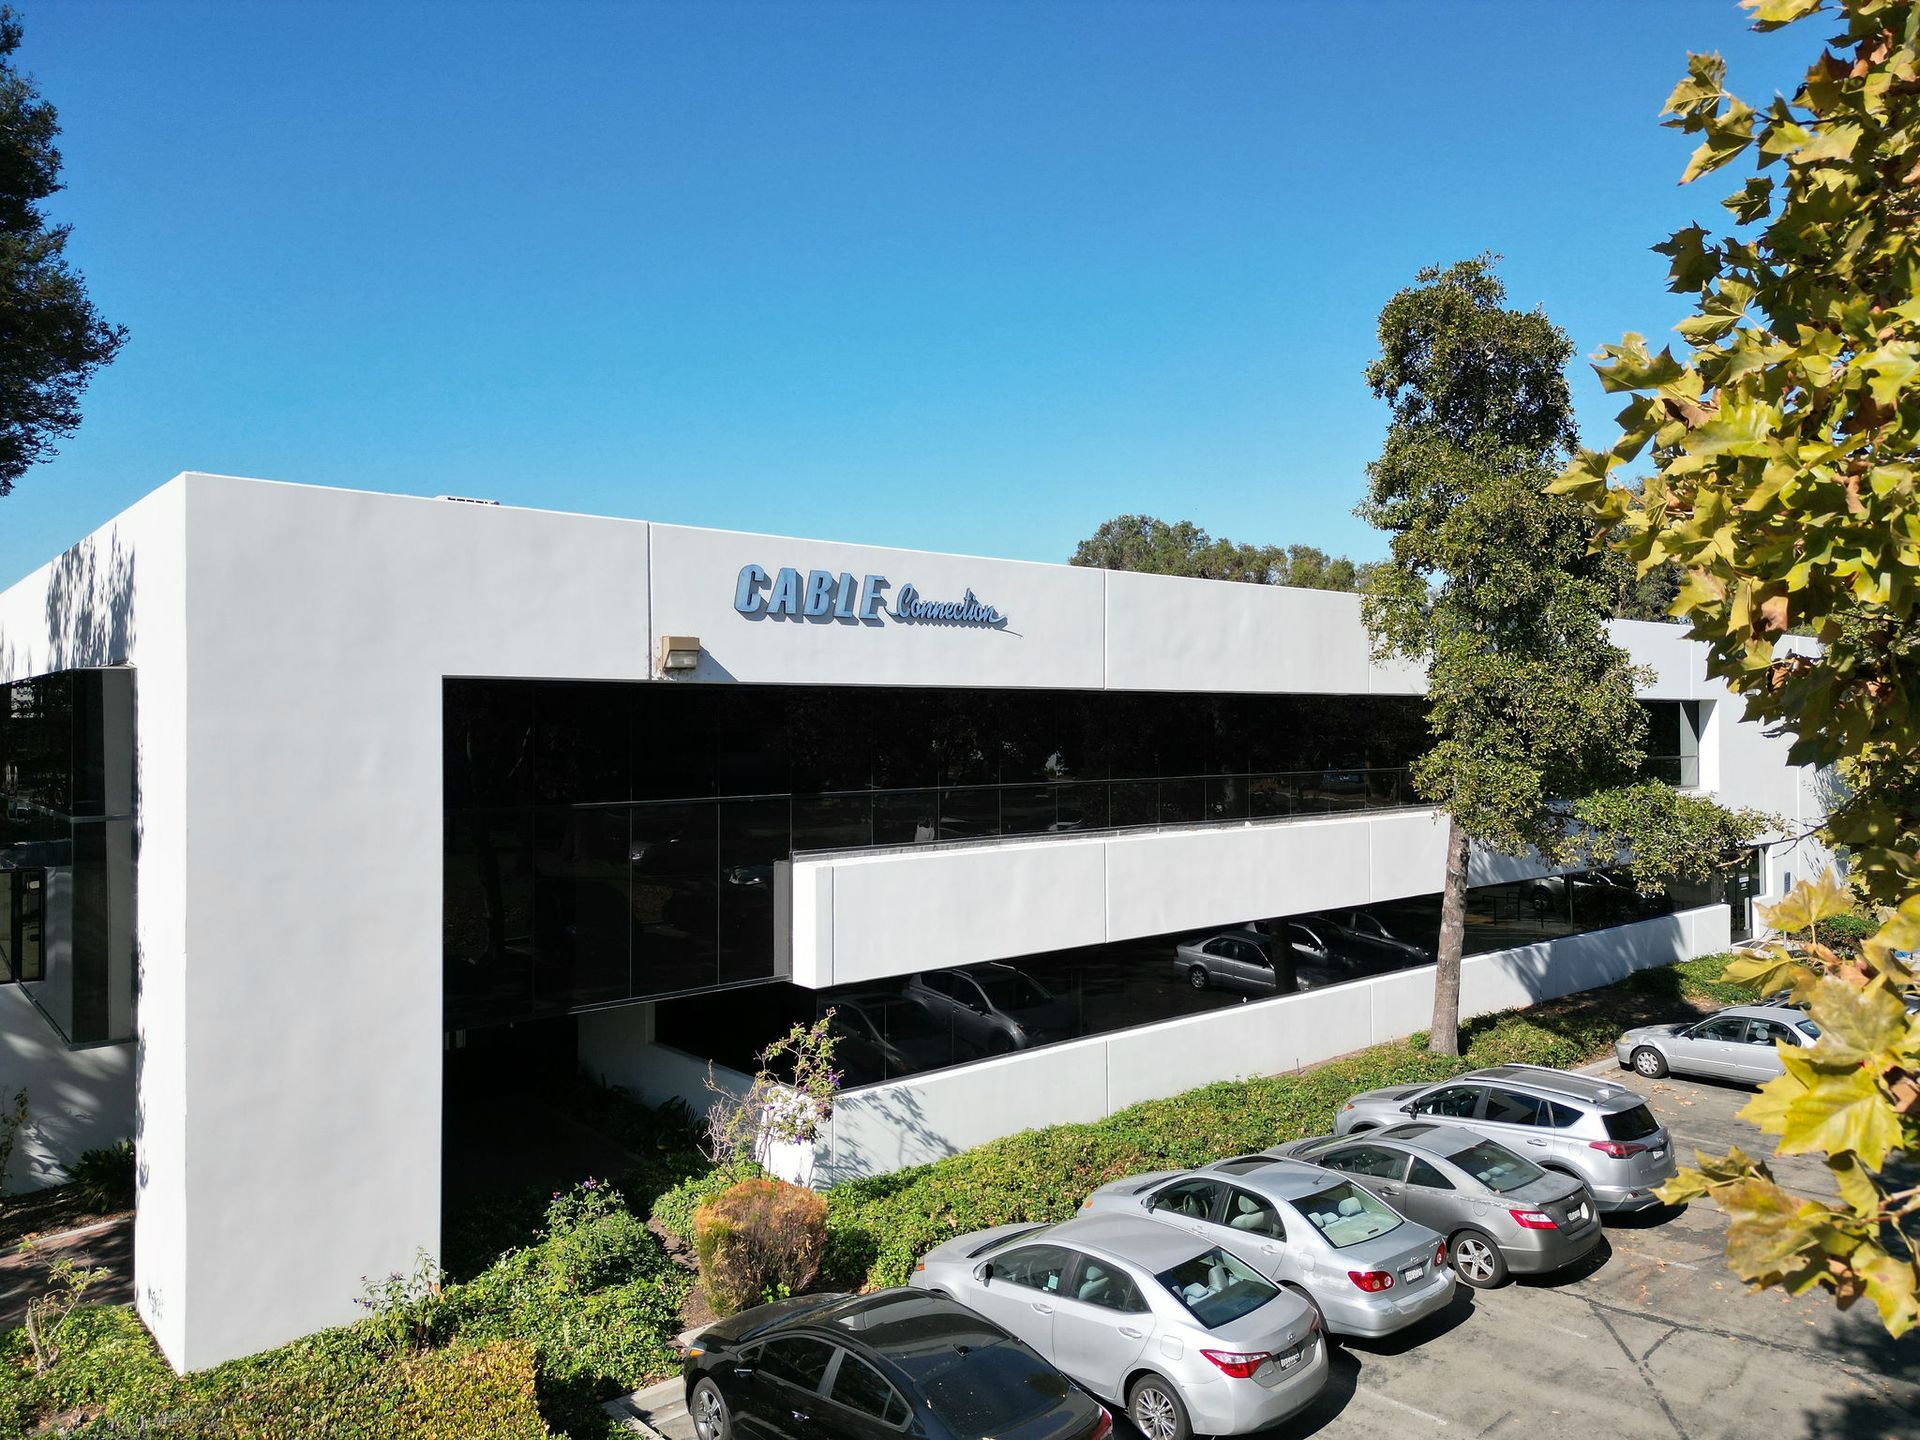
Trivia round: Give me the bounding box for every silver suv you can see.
[1332,1064,1676,1213]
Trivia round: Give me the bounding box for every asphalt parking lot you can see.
[617,1063,1920,1440]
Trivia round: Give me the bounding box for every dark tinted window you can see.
[1604,1105,1661,1142]
[829,1351,909,1426]
[1408,1157,1454,1190]
[757,1336,834,1391]
[1545,1101,1580,1128]
[1319,1144,1405,1180]
[1413,1085,1482,1118]
[922,1345,1071,1433]
[1150,1179,1221,1221]
[1481,1089,1543,1125]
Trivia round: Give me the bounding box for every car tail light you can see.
[1199,1349,1271,1379]
[1434,1242,1447,1268]
[1589,1139,1648,1159]
[1347,1269,1395,1292]
[1509,1208,1558,1230]
[1089,1406,1113,1440]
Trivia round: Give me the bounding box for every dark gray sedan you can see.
[1277,1122,1604,1288]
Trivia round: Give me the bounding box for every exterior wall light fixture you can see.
[656,636,701,675]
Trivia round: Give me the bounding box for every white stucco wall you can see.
[0,987,134,1192]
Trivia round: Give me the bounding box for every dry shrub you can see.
[693,1178,828,1317]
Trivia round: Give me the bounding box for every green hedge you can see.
[2,955,1747,1438]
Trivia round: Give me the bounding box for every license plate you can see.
[1401,1264,1425,1282]
[1277,1345,1302,1370]
[1574,1203,1589,1221]
[1652,1149,1667,1160]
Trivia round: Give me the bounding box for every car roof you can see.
[797,1290,1024,1375]
[1464,1064,1645,1111]
[1370,1121,1498,1156]
[1197,1156,1342,1199]
[1193,927,1268,945]
[1044,1213,1220,1270]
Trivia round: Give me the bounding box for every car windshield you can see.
[1292,1182,1403,1247]
[1154,1248,1278,1328]
[1798,1020,1821,1039]
[967,1224,1051,1258]
[1446,1140,1544,1194]
[922,1343,1071,1433]
[1604,1104,1661,1142]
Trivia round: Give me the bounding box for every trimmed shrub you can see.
[69,1140,135,1213]
[1814,910,1878,957]
[693,1178,829,1317]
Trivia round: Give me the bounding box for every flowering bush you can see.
[703,1015,842,1173]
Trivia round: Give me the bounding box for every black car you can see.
[685,1288,1113,1440]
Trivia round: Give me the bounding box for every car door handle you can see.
[1032,1302,1054,1315]
[1525,1139,1547,1147]
[790,1411,811,1423]
[1120,1326,1146,1339]
[1379,1185,1400,1196]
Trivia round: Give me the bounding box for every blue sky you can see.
[2,1,1809,579]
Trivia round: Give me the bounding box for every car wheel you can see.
[690,1379,731,1440]
[1187,966,1209,990]
[1129,1373,1193,1440]
[1631,1046,1669,1078]
[1448,1229,1509,1288]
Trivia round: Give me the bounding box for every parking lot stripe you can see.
[1357,1387,1452,1426]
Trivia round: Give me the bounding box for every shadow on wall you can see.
[814,1080,946,1187]
[45,531,137,672]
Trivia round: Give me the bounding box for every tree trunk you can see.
[1431,815,1469,1056]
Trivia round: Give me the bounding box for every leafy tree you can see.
[1070,514,1374,591]
[0,6,124,493]
[1359,258,1668,1054]
[1551,0,1920,1334]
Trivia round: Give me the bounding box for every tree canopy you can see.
[1362,257,1653,862]
[1069,514,1374,591]
[0,6,124,494]
[1552,0,1920,1335]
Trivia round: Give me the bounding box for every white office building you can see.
[0,474,1828,1371]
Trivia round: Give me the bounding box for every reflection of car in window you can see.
[904,963,1077,1056]
[823,991,953,1084]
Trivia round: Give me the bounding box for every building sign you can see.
[733,564,1007,628]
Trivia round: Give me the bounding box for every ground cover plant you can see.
[0,953,1746,1438]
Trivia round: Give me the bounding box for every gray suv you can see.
[1333,1064,1676,1214]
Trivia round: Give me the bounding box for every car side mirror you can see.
[1400,1102,1418,1115]
[973,1262,992,1284]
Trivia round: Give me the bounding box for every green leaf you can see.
[1861,343,1920,407]
[1740,0,1825,28]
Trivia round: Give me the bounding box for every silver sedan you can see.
[1616,1003,1818,1083]
[1076,1158,1453,1338]
[910,1212,1326,1440]
[1279,1122,1604,1287]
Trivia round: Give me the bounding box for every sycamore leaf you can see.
[1861,343,1920,407]
[1741,0,1825,27]
[1739,1065,1806,1135]
[1596,336,1687,393]
[1804,977,1909,1065]
[1778,1065,1906,1168]
[1858,1251,1919,1336]
[1828,1153,1883,1218]
[1720,1176,1822,1279]
[1759,870,1854,934]
[1722,946,1810,995]
[1658,1169,1711,1205]
[1862,894,1920,975]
